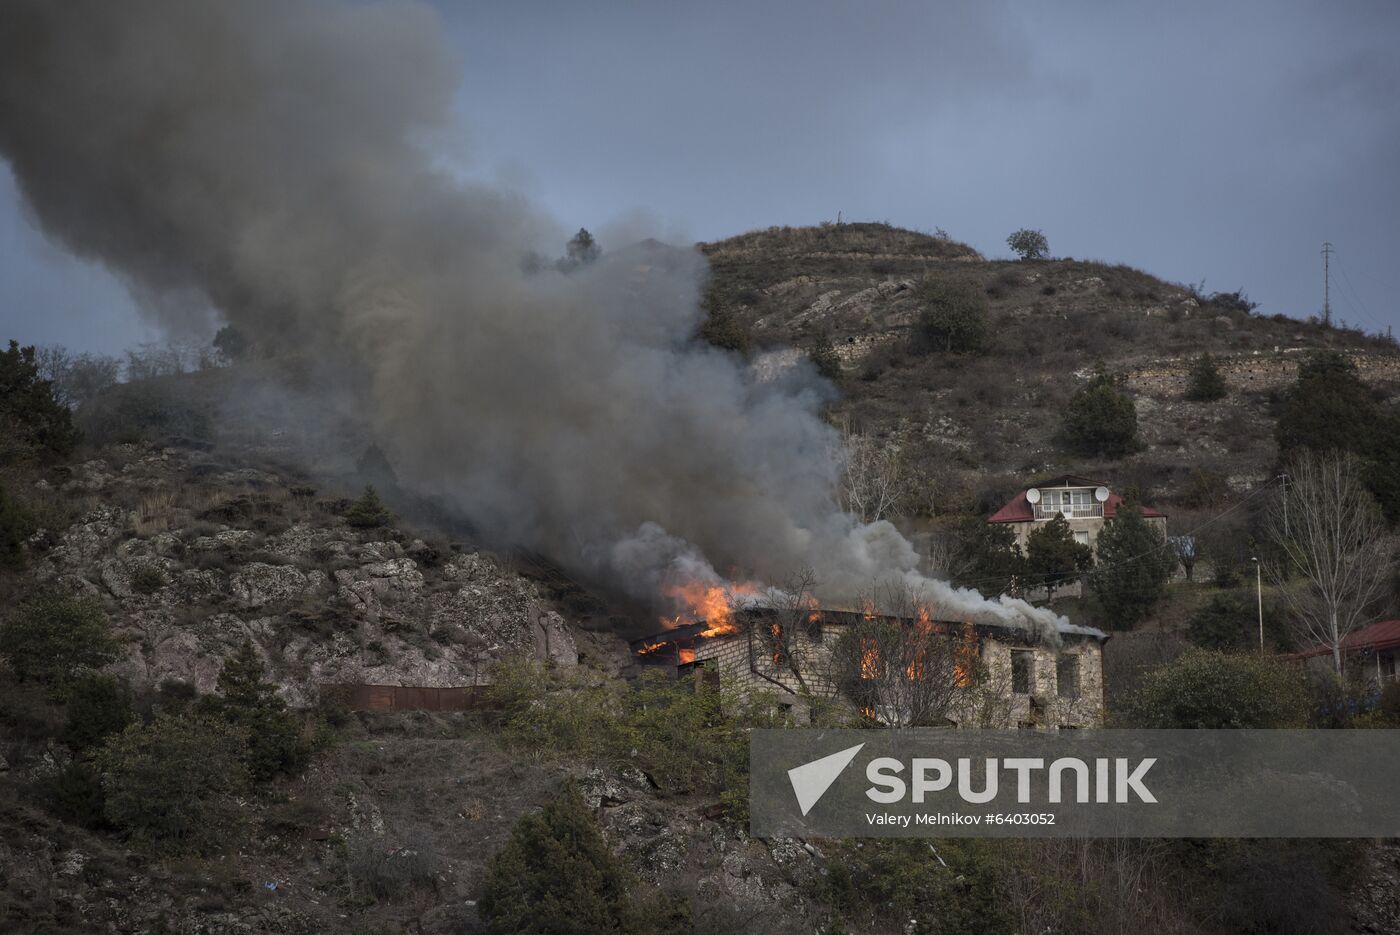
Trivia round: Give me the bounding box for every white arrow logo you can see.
[788,743,865,816]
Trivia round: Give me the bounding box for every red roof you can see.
[1297,619,1400,659]
[987,476,1166,524]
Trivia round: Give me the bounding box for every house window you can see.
[1057,654,1080,698]
[1073,530,1090,546]
[1011,650,1034,694]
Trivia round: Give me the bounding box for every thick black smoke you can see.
[0,0,1070,634]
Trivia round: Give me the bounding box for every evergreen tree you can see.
[808,332,843,382]
[1275,351,1374,456]
[1025,515,1092,599]
[479,782,687,935]
[1184,352,1228,401]
[345,484,392,529]
[950,519,1025,597]
[1089,500,1176,630]
[0,480,34,568]
[196,640,307,782]
[0,594,118,695]
[1274,350,1400,522]
[1060,369,1139,458]
[0,339,80,459]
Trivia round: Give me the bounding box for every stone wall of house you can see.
[693,623,1104,729]
[977,639,1103,728]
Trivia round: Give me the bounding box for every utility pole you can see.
[1252,557,1264,653]
[1322,241,1333,326]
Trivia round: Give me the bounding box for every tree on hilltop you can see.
[1006,229,1049,261]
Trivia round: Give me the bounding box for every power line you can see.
[1332,251,1384,336]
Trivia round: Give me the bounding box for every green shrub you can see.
[1379,681,1400,724]
[810,839,1011,934]
[97,714,250,854]
[62,674,135,752]
[913,280,989,354]
[808,331,843,381]
[130,563,167,594]
[0,593,119,695]
[478,782,688,935]
[1123,649,1310,728]
[1060,369,1139,458]
[196,640,309,782]
[1184,352,1228,401]
[697,303,750,354]
[489,658,787,821]
[1186,594,1251,650]
[345,485,392,529]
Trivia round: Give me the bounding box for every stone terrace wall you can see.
[1127,348,1400,397]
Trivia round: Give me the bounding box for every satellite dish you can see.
[1026,488,1041,504]
[1094,486,1110,502]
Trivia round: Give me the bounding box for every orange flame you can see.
[955,622,978,688]
[661,579,760,637]
[679,647,696,664]
[860,638,880,679]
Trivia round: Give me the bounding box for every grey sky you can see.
[3,0,1397,354]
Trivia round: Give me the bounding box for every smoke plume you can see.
[0,0,1072,637]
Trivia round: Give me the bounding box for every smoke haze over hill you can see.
[0,0,1069,635]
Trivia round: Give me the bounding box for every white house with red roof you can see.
[987,474,1167,554]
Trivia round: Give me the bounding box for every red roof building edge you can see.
[987,488,1165,524]
[1296,618,1400,659]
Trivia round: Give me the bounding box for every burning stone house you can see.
[632,605,1106,729]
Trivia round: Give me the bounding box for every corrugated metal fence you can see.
[318,683,494,712]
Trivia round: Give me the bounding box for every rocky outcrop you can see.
[24,445,581,708]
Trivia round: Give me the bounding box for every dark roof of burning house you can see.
[630,606,1106,663]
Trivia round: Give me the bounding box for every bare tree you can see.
[821,579,971,728]
[1268,450,1390,673]
[33,345,121,409]
[749,568,827,696]
[838,427,908,523]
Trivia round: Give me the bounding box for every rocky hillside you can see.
[22,444,583,706]
[701,222,1400,514]
[0,441,820,932]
